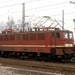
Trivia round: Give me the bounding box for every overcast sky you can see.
[0,0,75,34]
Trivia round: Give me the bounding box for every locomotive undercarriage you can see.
[0,48,75,62]
[0,51,55,60]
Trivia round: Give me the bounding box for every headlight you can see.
[64,44,73,47]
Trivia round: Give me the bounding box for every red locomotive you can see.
[0,27,74,61]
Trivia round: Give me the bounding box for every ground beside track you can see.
[0,58,75,75]
[0,65,64,75]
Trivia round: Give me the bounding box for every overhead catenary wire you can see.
[0,10,74,22]
[0,3,21,9]
[0,1,70,11]
[25,4,74,14]
[0,0,73,32]
[0,1,74,25]
[64,24,74,30]
[0,0,13,3]
[0,1,72,15]
[0,0,40,9]
[0,2,74,17]
[26,1,69,11]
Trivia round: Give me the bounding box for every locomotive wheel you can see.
[51,48,56,56]
[63,53,72,60]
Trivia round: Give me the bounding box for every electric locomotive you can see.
[0,27,74,61]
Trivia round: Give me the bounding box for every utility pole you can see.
[73,19,75,33]
[62,10,64,30]
[22,3,25,32]
[22,1,41,32]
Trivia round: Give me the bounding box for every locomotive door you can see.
[51,32,56,46]
[50,32,56,55]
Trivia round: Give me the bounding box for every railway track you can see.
[0,57,75,72]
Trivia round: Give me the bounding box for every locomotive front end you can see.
[60,30,74,60]
[50,29,74,61]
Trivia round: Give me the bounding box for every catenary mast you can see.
[22,3,25,32]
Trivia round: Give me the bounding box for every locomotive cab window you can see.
[56,32,60,38]
[64,32,68,39]
[52,33,55,39]
[69,32,73,39]
[63,32,73,39]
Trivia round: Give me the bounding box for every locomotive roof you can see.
[1,28,73,35]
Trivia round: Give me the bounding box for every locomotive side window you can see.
[52,33,55,39]
[17,34,20,40]
[10,35,15,40]
[23,34,28,40]
[4,35,9,41]
[64,32,68,39]
[30,33,36,40]
[69,32,73,39]
[0,35,3,41]
[38,33,45,40]
[56,32,60,38]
